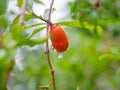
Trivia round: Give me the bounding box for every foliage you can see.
[68,0,120,89]
[0,0,120,90]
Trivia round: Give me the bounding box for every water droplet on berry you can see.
[58,53,63,59]
[52,45,55,51]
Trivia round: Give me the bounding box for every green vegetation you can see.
[0,0,120,90]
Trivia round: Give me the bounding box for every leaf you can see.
[19,37,48,46]
[17,0,34,10]
[10,15,46,46]
[39,85,49,89]
[43,8,56,19]
[0,16,8,29]
[10,15,24,38]
[0,0,8,15]
[25,23,45,29]
[77,86,80,90]
[24,14,36,21]
[10,16,26,45]
[34,0,44,4]
[43,9,49,19]
[57,20,81,28]
[83,21,102,34]
[17,0,22,7]
[117,68,120,76]
[27,0,34,10]
[29,26,46,38]
[99,53,120,61]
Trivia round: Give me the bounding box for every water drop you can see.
[51,45,56,51]
[58,53,63,59]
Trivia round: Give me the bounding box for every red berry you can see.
[50,24,68,52]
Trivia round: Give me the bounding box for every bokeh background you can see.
[0,0,120,90]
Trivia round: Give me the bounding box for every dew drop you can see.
[51,45,56,51]
[58,53,63,59]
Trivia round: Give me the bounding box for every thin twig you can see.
[18,0,27,25]
[31,11,53,25]
[30,0,56,89]
[45,0,56,90]
[47,0,54,24]
[4,59,15,87]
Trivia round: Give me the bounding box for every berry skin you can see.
[50,24,68,52]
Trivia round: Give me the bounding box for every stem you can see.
[45,0,56,90]
[5,60,14,81]
[18,0,27,25]
[30,0,55,89]
[31,11,53,25]
[4,59,14,89]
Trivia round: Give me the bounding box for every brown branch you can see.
[45,0,56,90]
[31,11,53,25]
[30,0,56,89]
[4,59,15,88]
[18,0,27,25]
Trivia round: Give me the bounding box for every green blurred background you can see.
[0,0,120,90]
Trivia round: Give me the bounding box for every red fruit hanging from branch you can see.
[50,24,68,52]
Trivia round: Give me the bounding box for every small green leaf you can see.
[77,86,80,90]
[29,26,46,38]
[117,68,120,76]
[17,0,34,10]
[0,16,8,29]
[19,37,48,46]
[0,0,8,15]
[25,23,45,29]
[24,14,36,21]
[10,15,46,46]
[39,85,49,89]
[43,9,49,19]
[57,20,81,28]
[27,0,34,11]
[43,8,56,19]
[83,21,103,35]
[10,15,26,46]
[10,16,24,38]
[17,0,22,7]
[34,0,44,4]
[99,53,120,61]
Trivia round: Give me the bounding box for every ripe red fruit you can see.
[50,24,68,52]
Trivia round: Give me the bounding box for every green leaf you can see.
[39,85,49,89]
[43,9,49,19]
[17,0,22,7]
[0,16,8,29]
[99,53,120,61]
[19,37,48,46]
[29,26,46,38]
[10,16,26,46]
[117,68,120,76]
[24,14,36,21]
[25,23,45,29]
[83,21,102,34]
[0,0,8,15]
[57,20,81,28]
[17,0,34,10]
[10,15,46,46]
[34,0,44,4]
[10,16,24,37]
[27,0,34,10]
[43,8,56,19]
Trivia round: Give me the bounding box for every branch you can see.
[31,11,53,25]
[18,0,27,25]
[30,0,56,89]
[4,59,15,88]
[45,0,56,90]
